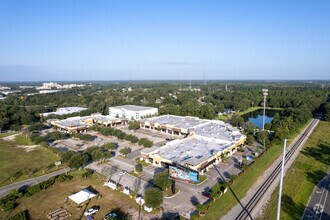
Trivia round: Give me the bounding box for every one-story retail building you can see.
[140,116,246,176]
[46,114,127,133]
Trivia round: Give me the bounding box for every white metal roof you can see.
[68,189,96,204]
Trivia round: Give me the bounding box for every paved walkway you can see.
[0,167,70,198]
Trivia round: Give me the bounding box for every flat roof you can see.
[194,121,244,142]
[41,107,87,117]
[57,117,88,128]
[141,146,159,154]
[110,105,157,112]
[92,115,119,122]
[142,115,208,129]
[155,136,232,166]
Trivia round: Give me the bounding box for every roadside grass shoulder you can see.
[199,119,312,220]
[263,121,330,220]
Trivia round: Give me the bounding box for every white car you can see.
[118,170,127,175]
[84,206,99,216]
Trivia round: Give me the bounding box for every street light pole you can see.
[262,89,268,131]
[277,138,286,220]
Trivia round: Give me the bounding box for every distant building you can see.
[41,107,87,117]
[36,82,85,90]
[109,105,158,121]
[39,90,62,94]
[0,85,11,90]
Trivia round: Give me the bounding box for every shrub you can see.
[8,210,28,220]
[144,187,163,209]
[128,122,140,130]
[82,169,94,178]
[56,174,73,182]
[135,164,143,173]
[104,142,117,150]
[117,132,126,140]
[153,170,171,191]
[119,147,131,156]
[138,138,153,148]
[78,134,93,141]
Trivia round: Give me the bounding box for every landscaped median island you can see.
[262,121,330,220]
[197,119,313,220]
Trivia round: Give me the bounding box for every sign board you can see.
[169,166,199,183]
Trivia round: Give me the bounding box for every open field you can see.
[199,119,312,220]
[0,171,145,219]
[0,133,60,186]
[262,121,330,219]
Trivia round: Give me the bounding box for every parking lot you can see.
[44,125,262,218]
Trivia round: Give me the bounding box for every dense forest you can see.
[0,81,329,134]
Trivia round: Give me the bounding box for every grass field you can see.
[262,121,330,219]
[0,171,141,220]
[237,106,284,116]
[199,119,312,220]
[0,133,60,186]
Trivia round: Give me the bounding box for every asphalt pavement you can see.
[302,172,330,220]
[0,167,70,198]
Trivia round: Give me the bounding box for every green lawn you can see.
[14,134,35,145]
[0,133,60,186]
[237,106,283,116]
[263,121,330,219]
[199,119,312,220]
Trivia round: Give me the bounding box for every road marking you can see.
[318,173,330,220]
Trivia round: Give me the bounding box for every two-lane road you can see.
[0,167,70,198]
[302,172,330,220]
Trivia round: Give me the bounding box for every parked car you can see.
[84,206,99,216]
[118,170,127,175]
[103,212,117,220]
[202,191,212,199]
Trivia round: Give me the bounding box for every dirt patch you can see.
[2,133,18,141]
[16,145,39,152]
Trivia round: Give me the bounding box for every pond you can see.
[242,109,280,128]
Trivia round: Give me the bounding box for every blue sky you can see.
[0,0,329,81]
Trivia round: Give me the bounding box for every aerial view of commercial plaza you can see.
[1,1,330,220]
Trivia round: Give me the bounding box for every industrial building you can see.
[109,105,158,120]
[140,116,246,179]
[41,107,87,117]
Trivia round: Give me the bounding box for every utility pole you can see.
[262,89,268,130]
[277,139,286,220]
